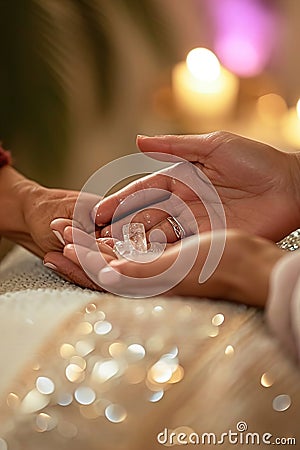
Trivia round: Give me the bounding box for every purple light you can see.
[205,0,279,77]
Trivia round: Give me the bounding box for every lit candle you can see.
[281,99,300,149]
[172,48,239,123]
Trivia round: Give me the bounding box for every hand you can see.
[58,227,284,306]
[22,184,99,258]
[0,166,101,287]
[95,132,300,242]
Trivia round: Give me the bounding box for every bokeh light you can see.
[186,48,221,82]
[207,0,278,77]
[296,99,300,120]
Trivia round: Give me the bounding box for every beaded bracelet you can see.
[0,146,12,168]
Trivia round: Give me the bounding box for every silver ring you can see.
[166,216,186,240]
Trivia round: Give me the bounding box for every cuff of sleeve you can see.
[0,146,12,168]
[266,250,300,361]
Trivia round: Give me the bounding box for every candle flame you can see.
[186,48,221,82]
[297,99,300,120]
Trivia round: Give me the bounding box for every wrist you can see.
[288,151,300,228]
[0,166,39,239]
[227,233,283,307]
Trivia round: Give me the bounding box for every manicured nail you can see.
[137,134,167,139]
[91,202,105,224]
[98,267,121,285]
[97,237,115,248]
[52,229,65,245]
[64,243,75,254]
[92,202,100,214]
[43,261,57,270]
[101,229,112,238]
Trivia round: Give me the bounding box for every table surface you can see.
[0,246,299,450]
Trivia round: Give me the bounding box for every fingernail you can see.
[52,229,65,245]
[92,202,100,215]
[64,243,75,253]
[101,229,112,238]
[43,261,57,270]
[91,202,105,225]
[97,237,115,248]
[137,134,166,139]
[98,267,121,285]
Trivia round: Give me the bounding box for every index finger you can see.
[93,172,172,226]
[136,133,217,163]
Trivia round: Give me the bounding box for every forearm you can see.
[194,233,283,307]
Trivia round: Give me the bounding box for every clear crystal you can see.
[113,223,164,262]
[113,240,128,257]
[123,223,147,253]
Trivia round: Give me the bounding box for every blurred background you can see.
[1,0,300,191]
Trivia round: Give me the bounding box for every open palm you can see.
[95,132,300,242]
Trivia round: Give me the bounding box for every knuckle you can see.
[205,130,240,149]
[207,130,233,142]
